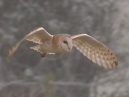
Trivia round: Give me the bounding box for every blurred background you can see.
[0,0,129,97]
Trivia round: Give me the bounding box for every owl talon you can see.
[40,53,47,58]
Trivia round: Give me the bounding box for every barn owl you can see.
[6,27,118,69]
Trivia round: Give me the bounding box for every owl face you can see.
[59,36,73,52]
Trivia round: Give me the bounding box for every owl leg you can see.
[40,52,47,58]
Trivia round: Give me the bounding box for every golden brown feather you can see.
[71,34,118,69]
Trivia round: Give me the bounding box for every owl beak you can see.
[68,45,70,50]
[67,44,72,50]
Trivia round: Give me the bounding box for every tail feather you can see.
[30,45,42,53]
[30,45,55,55]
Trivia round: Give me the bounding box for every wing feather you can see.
[25,27,52,44]
[6,27,53,59]
[71,34,118,69]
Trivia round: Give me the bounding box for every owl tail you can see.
[30,45,43,53]
[30,45,55,55]
[30,45,48,58]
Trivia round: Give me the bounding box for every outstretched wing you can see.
[71,34,118,69]
[25,27,52,44]
[6,27,53,59]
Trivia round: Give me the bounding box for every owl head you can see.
[59,34,73,52]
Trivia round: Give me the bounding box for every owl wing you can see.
[71,34,118,69]
[6,27,53,59]
[25,27,53,44]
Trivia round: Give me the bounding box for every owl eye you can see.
[63,40,68,44]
